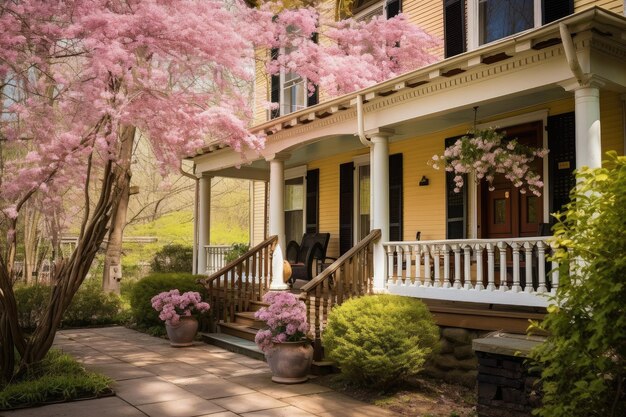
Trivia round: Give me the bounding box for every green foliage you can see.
[151,244,193,273]
[0,350,112,410]
[63,279,124,327]
[530,152,626,417]
[15,280,124,330]
[224,243,250,263]
[14,284,51,331]
[129,272,206,331]
[322,294,439,390]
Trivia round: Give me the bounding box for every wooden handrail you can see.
[300,229,381,293]
[299,229,380,360]
[198,235,277,328]
[199,235,277,286]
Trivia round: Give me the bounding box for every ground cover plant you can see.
[323,294,439,390]
[0,349,112,410]
[530,151,626,417]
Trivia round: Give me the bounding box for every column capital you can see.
[558,76,606,92]
[265,152,291,162]
[365,128,395,140]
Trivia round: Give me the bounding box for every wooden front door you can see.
[483,121,544,239]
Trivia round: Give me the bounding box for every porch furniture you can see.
[286,233,331,283]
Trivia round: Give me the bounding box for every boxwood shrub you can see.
[322,294,439,390]
[129,272,207,333]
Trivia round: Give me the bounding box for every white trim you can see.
[353,155,371,244]
[285,165,307,180]
[354,0,385,21]
[476,109,550,229]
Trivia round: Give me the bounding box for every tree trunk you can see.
[23,205,41,285]
[103,125,135,294]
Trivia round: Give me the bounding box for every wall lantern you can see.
[419,176,429,186]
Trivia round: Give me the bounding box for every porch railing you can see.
[383,237,559,307]
[204,245,232,274]
[299,229,380,360]
[199,236,277,328]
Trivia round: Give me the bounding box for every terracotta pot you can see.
[165,316,198,347]
[265,340,313,384]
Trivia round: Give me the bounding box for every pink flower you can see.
[151,290,210,324]
[254,291,308,353]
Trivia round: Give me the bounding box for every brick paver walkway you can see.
[3,327,398,417]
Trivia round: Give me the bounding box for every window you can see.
[269,35,319,120]
[352,0,401,21]
[284,166,307,245]
[462,0,573,51]
[479,0,534,45]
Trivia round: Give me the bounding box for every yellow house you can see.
[190,1,626,351]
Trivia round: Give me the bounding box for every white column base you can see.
[269,244,289,291]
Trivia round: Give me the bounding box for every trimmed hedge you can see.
[129,272,207,332]
[14,280,123,330]
[151,244,193,273]
[322,294,439,390]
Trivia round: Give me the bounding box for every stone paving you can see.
[2,327,399,417]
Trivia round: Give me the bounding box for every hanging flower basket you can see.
[430,127,548,196]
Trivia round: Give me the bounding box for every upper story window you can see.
[352,0,401,21]
[269,35,319,120]
[444,0,573,58]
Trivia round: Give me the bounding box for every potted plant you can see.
[254,291,313,384]
[151,290,210,347]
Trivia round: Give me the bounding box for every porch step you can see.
[247,300,269,312]
[234,311,265,329]
[199,332,265,361]
[218,321,258,341]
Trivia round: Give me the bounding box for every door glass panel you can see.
[358,165,370,240]
[526,196,538,224]
[285,177,304,244]
[494,199,506,224]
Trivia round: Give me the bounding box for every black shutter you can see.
[542,0,573,24]
[306,169,319,234]
[307,33,319,108]
[386,0,402,19]
[547,112,576,217]
[270,48,280,119]
[445,136,467,239]
[444,0,466,58]
[389,153,403,242]
[339,162,354,255]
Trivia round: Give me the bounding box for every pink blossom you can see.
[151,290,210,325]
[254,291,308,353]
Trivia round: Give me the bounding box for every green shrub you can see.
[0,349,112,410]
[15,280,125,330]
[224,243,249,263]
[530,152,626,417]
[14,284,51,331]
[323,294,439,390]
[151,244,193,273]
[129,272,207,331]
[63,279,124,327]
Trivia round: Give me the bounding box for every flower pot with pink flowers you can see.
[254,291,313,384]
[151,290,210,347]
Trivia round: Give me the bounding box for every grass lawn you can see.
[0,349,113,410]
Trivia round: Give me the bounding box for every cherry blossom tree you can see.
[0,0,438,380]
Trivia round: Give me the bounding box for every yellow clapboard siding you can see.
[600,91,625,156]
[575,0,623,14]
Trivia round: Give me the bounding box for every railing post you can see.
[475,243,485,291]
[486,243,496,291]
[523,242,534,293]
[537,241,547,293]
[453,244,462,289]
[511,242,522,292]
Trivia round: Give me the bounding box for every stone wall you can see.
[423,326,487,388]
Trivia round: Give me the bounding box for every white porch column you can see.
[561,79,604,169]
[368,128,393,292]
[197,175,211,274]
[574,85,602,169]
[266,153,290,255]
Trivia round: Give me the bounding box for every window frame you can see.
[284,165,308,244]
[467,0,542,50]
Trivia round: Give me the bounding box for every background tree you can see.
[0,0,438,381]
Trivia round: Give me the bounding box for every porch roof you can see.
[190,7,626,173]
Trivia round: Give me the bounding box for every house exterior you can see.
[190,1,626,321]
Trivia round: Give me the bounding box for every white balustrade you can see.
[204,245,232,274]
[383,237,561,307]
